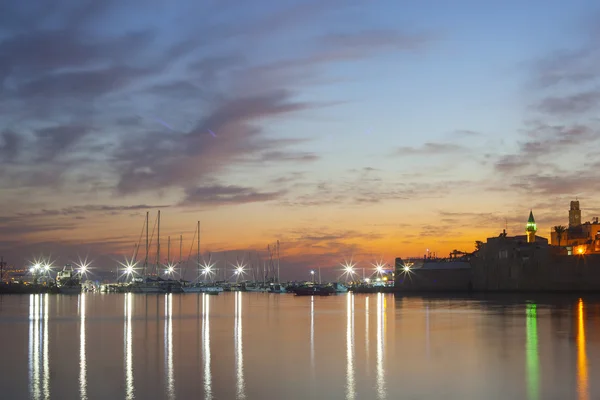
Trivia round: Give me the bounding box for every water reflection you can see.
[310,296,315,369]
[577,298,588,400]
[28,294,50,400]
[203,294,212,400]
[124,293,135,400]
[234,291,246,399]
[425,305,430,358]
[164,294,175,399]
[79,294,87,400]
[346,293,355,400]
[525,303,539,400]
[376,293,386,399]
[365,297,369,365]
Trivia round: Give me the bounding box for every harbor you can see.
[4,200,600,295]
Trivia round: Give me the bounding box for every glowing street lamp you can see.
[341,260,356,283]
[117,257,138,282]
[310,270,315,283]
[75,256,91,276]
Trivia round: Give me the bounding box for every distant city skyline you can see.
[1,0,600,276]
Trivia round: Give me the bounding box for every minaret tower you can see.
[569,200,581,228]
[526,210,537,243]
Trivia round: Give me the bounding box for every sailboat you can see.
[132,211,165,293]
[182,221,223,294]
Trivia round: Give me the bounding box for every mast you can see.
[145,211,149,276]
[179,234,182,264]
[277,240,281,284]
[157,210,161,275]
[167,236,171,266]
[197,221,200,282]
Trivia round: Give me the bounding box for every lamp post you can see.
[310,270,315,284]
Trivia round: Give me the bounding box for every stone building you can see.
[550,201,600,255]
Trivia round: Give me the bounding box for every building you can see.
[550,200,600,255]
[526,210,537,243]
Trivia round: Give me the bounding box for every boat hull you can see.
[182,286,223,294]
[294,287,331,296]
[58,285,81,294]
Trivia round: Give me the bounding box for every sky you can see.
[1,0,600,280]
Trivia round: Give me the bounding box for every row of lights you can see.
[29,259,90,275]
[117,259,247,278]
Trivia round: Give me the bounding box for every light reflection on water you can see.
[164,293,174,400]
[3,293,599,399]
[79,294,87,400]
[124,292,134,400]
[28,294,50,400]
[376,293,386,399]
[577,298,588,400]
[203,293,212,400]
[525,303,539,400]
[345,293,355,400]
[234,291,246,399]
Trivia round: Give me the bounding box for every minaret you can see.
[569,200,581,228]
[526,210,537,243]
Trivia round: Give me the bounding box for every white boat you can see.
[56,264,81,294]
[203,286,223,294]
[182,285,204,293]
[245,284,267,292]
[329,282,348,293]
[267,283,287,293]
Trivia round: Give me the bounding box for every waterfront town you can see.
[1,200,600,294]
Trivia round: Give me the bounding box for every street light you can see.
[310,270,315,283]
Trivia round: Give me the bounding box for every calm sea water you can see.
[0,292,597,400]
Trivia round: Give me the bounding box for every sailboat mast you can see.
[167,236,171,266]
[145,211,149,276]
[197,221,200,281]
[157,210,161,275]
[179,235,182,263]
[277,240,281,284]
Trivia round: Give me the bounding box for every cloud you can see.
[0,0,436,265]
[453,130,481,137]
[0,204,169,240]
[493,122,599,174]
[394,142,465,155]
[33,124,91,162]
[320,29,432,52]
[280,168,475,207]
[536,89,600,115]
[114,89,318,194]
[180,185,285,206]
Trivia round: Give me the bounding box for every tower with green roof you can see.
[526,210,537,243]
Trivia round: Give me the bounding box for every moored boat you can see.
[56,264,81,294]
[327,282,348,293]
[267,283,287,293]
[293,285,333,296]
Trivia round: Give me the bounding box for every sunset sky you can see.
[1,0,600,279]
